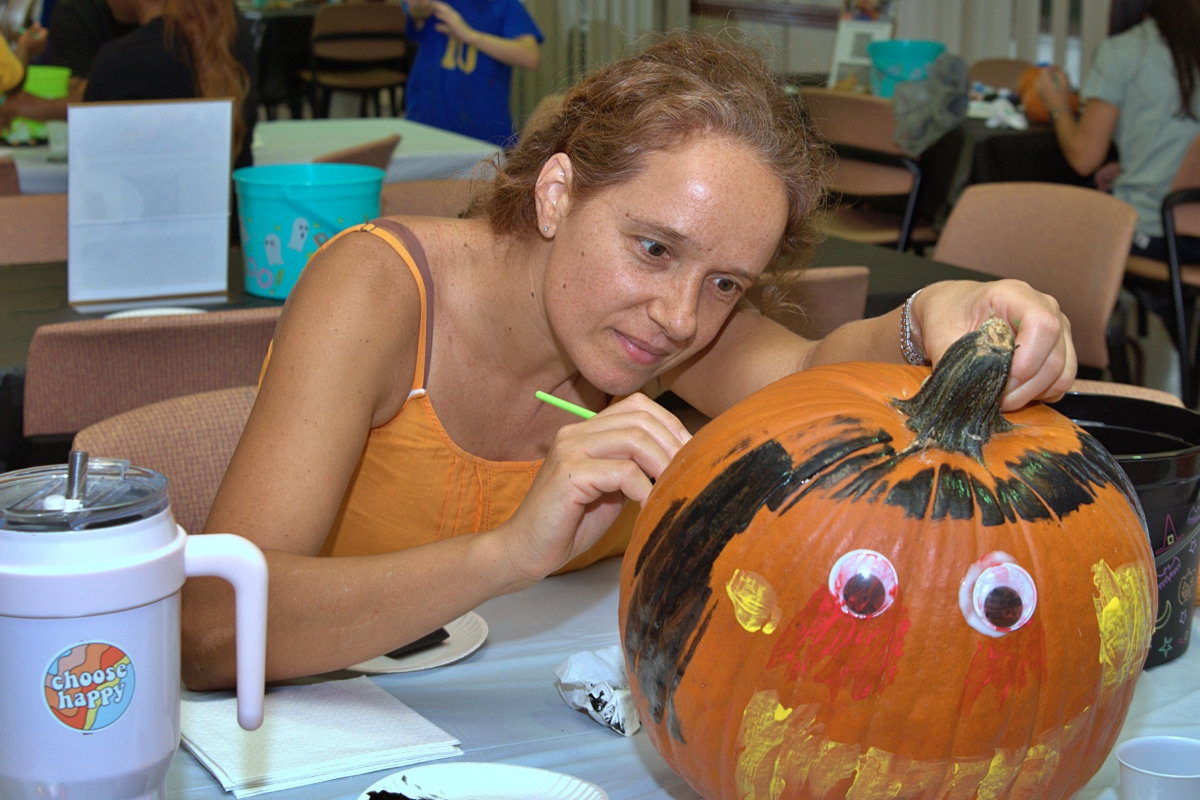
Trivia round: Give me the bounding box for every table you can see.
[962,118,1093,188]
[3,119,501,195]
[163,556,1200,799]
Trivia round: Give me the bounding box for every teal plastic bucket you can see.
[867,40,947,98]
[233,163,385,299]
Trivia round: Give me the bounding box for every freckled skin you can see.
[541,136,789,397]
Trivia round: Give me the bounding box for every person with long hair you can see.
[1037,0,1200,265]
[182,33,1075,692]
[83,0,255,167]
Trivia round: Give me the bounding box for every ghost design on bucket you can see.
[263,233,285,266]
[287,217,309,252]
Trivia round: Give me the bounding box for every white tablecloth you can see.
[163,556,1200,799]
[5,118,499,195]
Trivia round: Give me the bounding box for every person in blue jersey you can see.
[404,0,541,146]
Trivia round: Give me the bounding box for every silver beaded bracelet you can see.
[900,289,931,367]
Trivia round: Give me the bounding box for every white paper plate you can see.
[357,762,608,800]
[104,307,208,319]
[349,612,488,674]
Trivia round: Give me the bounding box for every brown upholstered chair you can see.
[1067,379,1184,408]
[298,3,408,117]
[73,386,257,535]
[24,306,280,437]
[0,157,20,196]
[0,193,68,265]
[802,88,937,252]
[1124,134,1200,406]
[968,58,1034,91]
[314,134,401,171]
[934,182,1137,375]
[380,179,474,219]
[745,266,870,339]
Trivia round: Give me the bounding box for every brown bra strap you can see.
[360,218,435,394]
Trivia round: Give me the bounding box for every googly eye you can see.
[959,552,1037,637]
[828,549,898,619]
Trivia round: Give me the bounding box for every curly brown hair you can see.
[478,32,830,285]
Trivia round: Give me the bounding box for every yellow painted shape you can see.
[734,688,1097,800]
[1092,559,1154,698]
[726,569,784,634]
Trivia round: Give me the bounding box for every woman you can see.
[83,0,255,168]
[1036,0,1200,265]
[183,33,1074,691]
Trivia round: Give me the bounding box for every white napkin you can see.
[181,676,461,798]
[554,644,641,736]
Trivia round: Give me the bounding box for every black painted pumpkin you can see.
[620,319,1155,800]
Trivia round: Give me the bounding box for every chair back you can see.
[802,87,904,156]
[314,134,401,171]
[0,193,67,265]
[73,386,257,535]
[521,93,564,139]
[934,182,1137,369]
[1170,134,1200,238]
[745,266,870,339]
[311,4,407,61]
[0,157,19,196]
[968,58,1034,90]
[24,306,281,436]
[380,179,474,218]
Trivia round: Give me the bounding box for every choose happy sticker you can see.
[44,642,135,732]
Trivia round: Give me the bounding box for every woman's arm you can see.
[1035,67,1119,176]
[185,230,688,690]
[666,279,1075,418]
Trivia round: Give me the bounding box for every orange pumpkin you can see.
[620,319,1155,800]
[1016,66,1080,123]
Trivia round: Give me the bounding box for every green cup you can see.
[5,65,71,144]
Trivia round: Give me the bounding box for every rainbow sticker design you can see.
[43,642,135,732]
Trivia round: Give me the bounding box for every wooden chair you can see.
[968,58,1034,91]
[0,157,19,196]
[1067,379,1183,408]
[521,93,564,139]
[802,88,937,252]
[380,179,474,219]
[1124,134,1200,406]
[298,3,408,118]
[0,193,68,265]
[745,266,870,339]
[314,134,401,171]
[934,182,1137,377]
[73,386,257,535]
[23,306,280,438]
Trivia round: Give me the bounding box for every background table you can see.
[164,557,1200,799]
[2,118,501,195]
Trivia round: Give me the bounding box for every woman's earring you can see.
[543,225,549,232]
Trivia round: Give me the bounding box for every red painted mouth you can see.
[615,331,669,366]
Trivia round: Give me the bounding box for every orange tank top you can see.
[266,219,635,573]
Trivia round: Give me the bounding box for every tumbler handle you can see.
[184,532,268,730]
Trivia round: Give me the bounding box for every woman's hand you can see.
[498,394,691,581]
[1034,66,1072,116]
[911,280,1076,411]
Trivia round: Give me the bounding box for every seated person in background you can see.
[0,24,49,112]
[182,33,1074,691]
[0,0,135,129]
[404,0,541,146]
[84,0,257,169]
[1036,0,1200,265]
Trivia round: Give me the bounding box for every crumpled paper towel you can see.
[554,644,641,736]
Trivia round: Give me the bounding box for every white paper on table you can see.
[67,99,232,309]
[181,676,461,798]
[555,644,641,736]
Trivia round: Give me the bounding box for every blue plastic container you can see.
[867,40,947,98]
[233,163,385,299]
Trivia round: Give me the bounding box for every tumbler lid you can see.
[0,452,169,532]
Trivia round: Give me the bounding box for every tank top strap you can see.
[360,219,434,396]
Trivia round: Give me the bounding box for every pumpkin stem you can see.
[892,317,1015,460]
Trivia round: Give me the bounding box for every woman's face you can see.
[543,135,790,395]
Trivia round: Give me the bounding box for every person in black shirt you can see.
[84,0,257,169]
[0,0,134,131]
